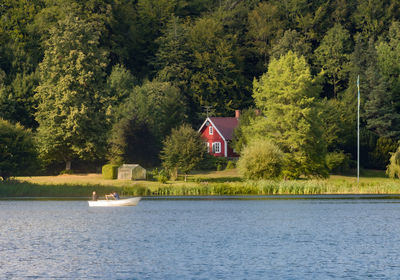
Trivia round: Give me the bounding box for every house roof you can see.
[207,117,238,140]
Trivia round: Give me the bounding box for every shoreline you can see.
[0,193,400,201]
[2,194,400,200]
[2,171,400,198]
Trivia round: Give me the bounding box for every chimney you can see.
[235,110,240,119]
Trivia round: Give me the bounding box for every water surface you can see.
[1,198,400,279]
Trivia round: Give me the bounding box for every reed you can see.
[2,173,400,197]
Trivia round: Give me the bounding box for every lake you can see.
[1,197,400,279]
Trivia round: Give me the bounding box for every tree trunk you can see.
[65,161,71,171]
[184,173,187,182]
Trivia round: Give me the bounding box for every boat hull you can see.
[88,197,141,207]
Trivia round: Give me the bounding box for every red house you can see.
[198,110,240,158]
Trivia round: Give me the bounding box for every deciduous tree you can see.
[35,14,110,170]
[247,51,328,178]
[0,118,38,180]
[161,124,206,181]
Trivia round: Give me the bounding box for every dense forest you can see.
[1,0,399,174]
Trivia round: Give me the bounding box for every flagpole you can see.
[357,75,360,183]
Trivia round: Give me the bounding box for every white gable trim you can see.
[198,117,228,157]
[198,117,226,142]
[224,141,227,157]
[198,118,210,133]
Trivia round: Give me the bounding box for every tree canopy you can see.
[1,0,400,172]
[247,51,328,178]
[35,14,110,170]
[0,118,37,180]
[161,124,206,180]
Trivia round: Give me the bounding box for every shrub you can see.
[60,169,74,175]
[151,168,169,184]
[225,161,236,170]
[0,119,38,180]
[198,154,228,170]
[157,169,169,184]
[237,139,284,180]
[102,164,119,179]
[326,151,350,174]
[386,145,400,179]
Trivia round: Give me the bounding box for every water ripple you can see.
[1,199,400,279]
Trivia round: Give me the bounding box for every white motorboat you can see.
[88,197,141,207]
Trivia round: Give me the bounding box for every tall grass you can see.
[0,180,117,198]
[2,175,400,197]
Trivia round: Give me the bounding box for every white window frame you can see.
[209,126,213,135]
[206,142,210,153]
[212,142,221,153]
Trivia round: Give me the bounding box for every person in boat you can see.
[105,191,120,200]
[113,191,120,200]
[92,191,98,201]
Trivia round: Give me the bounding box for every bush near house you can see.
[225,161,236,170]
[198,154,228,170]
[237,139,284,180]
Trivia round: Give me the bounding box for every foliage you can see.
[319,98,349,151]
[363,37,400,138]
[249,51,328,179]
[107,116,158,167]
[225,161,236,170]
[108,80,186,167]
[102,164,119,180]
[353,0,397,40]
[59,169,74,175]
[154,16,192,93]
[326,152,350,174]
[198,154,228,171]
[376,22,400,136]
[0,71,39,128]
[237,139,284,180]
[161,124,206,180]
[1,0,400,174]
[247,1,285,67]
[315,23,351,97]
[369,137,397,170]
[231,108,258,153]
[106,64,136,111]
[150,168,169,184]
[187,15,247,117]
[270,30,311,61]
[386,144,400,179]
[35,14,110,170]
[0,119,38,180]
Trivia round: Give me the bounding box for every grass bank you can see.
[1,169,400,198]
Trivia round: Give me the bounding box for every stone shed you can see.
[117,164,147,180]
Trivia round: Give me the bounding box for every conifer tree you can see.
[155,16,193,96]
[315,23,351,98]
[364,60,400,138]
